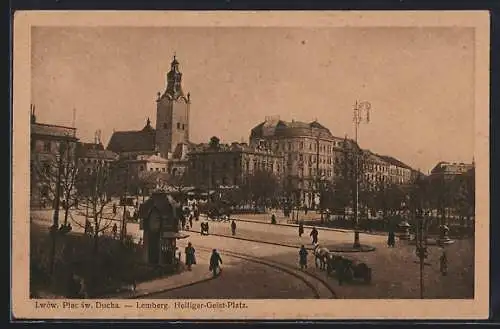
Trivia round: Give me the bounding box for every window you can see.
[43,163,51,175]
[150,168,153,171]
[182,124,185,130]
[163,123,168,129]
[300,141,304,149]
[162,168,165,172]
[177,122,181,129]
[43,141,51,152]
[156,168,159,171]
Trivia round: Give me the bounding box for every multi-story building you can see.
[30,105,79,208]
[187,142,286,190]
[76,140,118,174]
[249,118,347,206]
[429,161,474,181]
[363,151,413,186]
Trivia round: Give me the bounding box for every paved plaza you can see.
[31,208,474,299]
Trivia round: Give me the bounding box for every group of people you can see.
[183,242,224,277]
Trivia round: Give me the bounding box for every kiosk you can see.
[138,191,189,265]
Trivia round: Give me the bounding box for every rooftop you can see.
[250,119,335,140]
[31,122,77,139]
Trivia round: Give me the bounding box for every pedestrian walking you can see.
[231,220,237,235]
[185,242,196,271]
[181,215,186,230]
[298,221,304,237]
[299,245,308,270]
[201,221,209,235]
[195,207,200,221]
[387,230,396,248]
[310,227,319,244]
[271,213,277,224]
[112,223,118,239]
[209,249,223,277]
[304,205,308,215]
[440,250,448,276]
[112,203,117,215]
[189,214,193,229]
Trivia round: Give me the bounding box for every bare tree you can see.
[74,160,117,254]
[32,140,80,226]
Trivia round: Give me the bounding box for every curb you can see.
[230,216,387,237]
[185,229,376,252]
[108,273,215,299]
[127,275,215,299]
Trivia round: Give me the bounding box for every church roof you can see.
[107,129,156,154]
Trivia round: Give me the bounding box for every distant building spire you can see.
[30,104,36,124]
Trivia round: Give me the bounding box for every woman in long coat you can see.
[185,242,196,271]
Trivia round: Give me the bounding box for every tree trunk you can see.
[93,231,99,255]
[64,207,70,226]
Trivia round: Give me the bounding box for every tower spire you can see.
[165,53,184,98]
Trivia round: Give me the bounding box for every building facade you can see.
[76,141,118,175]
[30,106,79,208]
[429,161,475,181]
[249,118,346,206]
[249,117,415,207]
[187,142,286,190]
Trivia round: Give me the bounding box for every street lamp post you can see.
[353,100,371,249]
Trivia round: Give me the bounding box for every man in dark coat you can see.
[209,249,223,277]
[387,230,396,248]
[231,220,237,235]
[298,221,304,237]
[310,227,319,244]
[299,245,308,270]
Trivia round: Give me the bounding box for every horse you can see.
[313,243,330,270]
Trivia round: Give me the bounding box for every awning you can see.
[162,232,190,239]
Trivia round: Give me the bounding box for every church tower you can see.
[155,54,191,159]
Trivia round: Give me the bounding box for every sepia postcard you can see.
[12,10,490,320]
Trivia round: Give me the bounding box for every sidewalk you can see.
[107,254,213,299]
[207,212,388,237]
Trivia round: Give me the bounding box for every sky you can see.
[31,26,475,173]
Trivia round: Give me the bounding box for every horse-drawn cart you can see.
[327,254,372,285]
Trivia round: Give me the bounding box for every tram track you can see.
[195,246,337,299]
